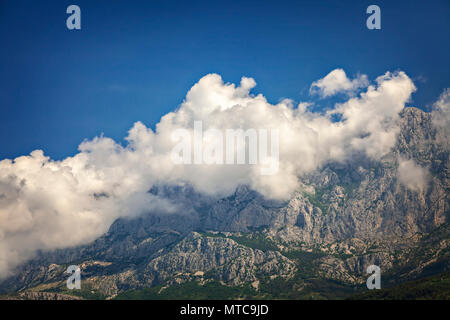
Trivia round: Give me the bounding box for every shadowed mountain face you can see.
[1,107,448,299]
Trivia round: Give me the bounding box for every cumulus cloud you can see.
[310,68,369,98]
[397,158,430,192]
[0,70,416,278]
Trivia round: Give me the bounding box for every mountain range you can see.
[0,107,448,300]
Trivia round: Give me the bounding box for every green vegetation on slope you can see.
[115,281,256,300]
[229,234,279,252]
[302,189,329,214]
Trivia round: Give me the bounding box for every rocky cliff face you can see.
[144,232,295,286]
[0,107,448,299]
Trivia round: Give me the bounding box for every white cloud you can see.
[432,88,450,147]
[397,157,430,192]
[0,70,416,278]
[310,68,369,98]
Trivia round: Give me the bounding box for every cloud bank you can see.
[0,69,419,278]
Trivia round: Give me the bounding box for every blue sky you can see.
[0,0,449,160]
